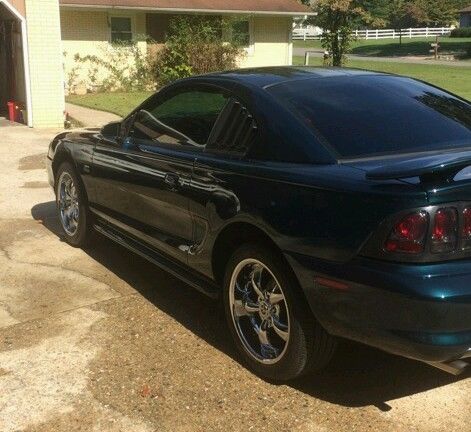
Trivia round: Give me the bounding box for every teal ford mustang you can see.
[47,67,471,380]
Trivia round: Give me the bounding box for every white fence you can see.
[293,26,453,41]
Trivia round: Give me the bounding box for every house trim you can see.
[60,4,316,16]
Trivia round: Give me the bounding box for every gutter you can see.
[60,4,317,16]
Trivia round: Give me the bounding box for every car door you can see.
[91,84,230,264]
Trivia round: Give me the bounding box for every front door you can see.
[91,85,230,264]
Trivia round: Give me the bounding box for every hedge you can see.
[450,27,471,38]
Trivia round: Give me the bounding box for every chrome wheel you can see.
[229,259,290,364]
[57,172,80,236]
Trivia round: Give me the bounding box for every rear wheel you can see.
[55,162,93,247]
[223,243,336,381]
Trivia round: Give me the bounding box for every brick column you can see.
[24,0,64,128]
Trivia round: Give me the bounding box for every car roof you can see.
[197,66,388,89]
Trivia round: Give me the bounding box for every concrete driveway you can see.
[0,124,470,432]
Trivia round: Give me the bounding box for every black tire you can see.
[55,161,93,247]
[223,243,336,381]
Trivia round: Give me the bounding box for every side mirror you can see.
[101,121,121,138]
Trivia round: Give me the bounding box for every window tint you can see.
[110,17,132,43]
[131,89,229,147]
[268,76,471,159]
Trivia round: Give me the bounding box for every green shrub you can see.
[450,27,471,38]
[153,16,244,86]
[72,37,155,92]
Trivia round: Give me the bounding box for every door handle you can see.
[164,173,181,189]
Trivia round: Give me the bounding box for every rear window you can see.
[268,75,471,159]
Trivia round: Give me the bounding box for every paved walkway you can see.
[294,47,471,67]
[65,102,122,128]
[0,125,470,432]
[0,118,23,127]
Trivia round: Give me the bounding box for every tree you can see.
[387,0,459,31]
[315,0,384,66]
[355,0,390,27]
[423,0,458,26]
[451,0,471,12]
[388,0,428,45]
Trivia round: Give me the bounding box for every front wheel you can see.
[223,243,336,381]
[55,161,93,247]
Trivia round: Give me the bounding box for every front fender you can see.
[48,129,98,200]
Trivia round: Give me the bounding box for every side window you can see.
[231,20,251,47]
[131,89,229,148]
[110,17,133,43]
[206,99,258,157]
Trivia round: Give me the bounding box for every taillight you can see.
[431,208,458,254]
[367,203,471,262]
[462,207,471,249]
[385,211,429,254]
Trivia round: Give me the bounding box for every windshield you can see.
[268,75,471,159]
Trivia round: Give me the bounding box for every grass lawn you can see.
[66,56,471,117]
[66,91,153,117]
[66,90,227,118]
[293,56,471,101]
[294,37,471,58]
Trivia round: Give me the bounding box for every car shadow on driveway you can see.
[32,201,471,411]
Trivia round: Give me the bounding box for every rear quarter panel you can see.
[189,155,428,279]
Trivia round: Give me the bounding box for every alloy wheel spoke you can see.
[233,299,259,317]
[244,301,260,314]
[272,317,289,342]
[69,219,77,231]
[268,292,284,305]
[65,180,72,198]
[233,300,247,317]
[64,207,72,220]
[60,190,69,209]
[250,264,265,299]
[250,316,270,345]
[72,206,79,222]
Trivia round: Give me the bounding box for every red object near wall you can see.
[7,101,19,122]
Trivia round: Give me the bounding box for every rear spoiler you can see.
[366,152,471,182]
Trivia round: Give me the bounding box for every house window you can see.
[231,19,251,47]
[110,17,133,43]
